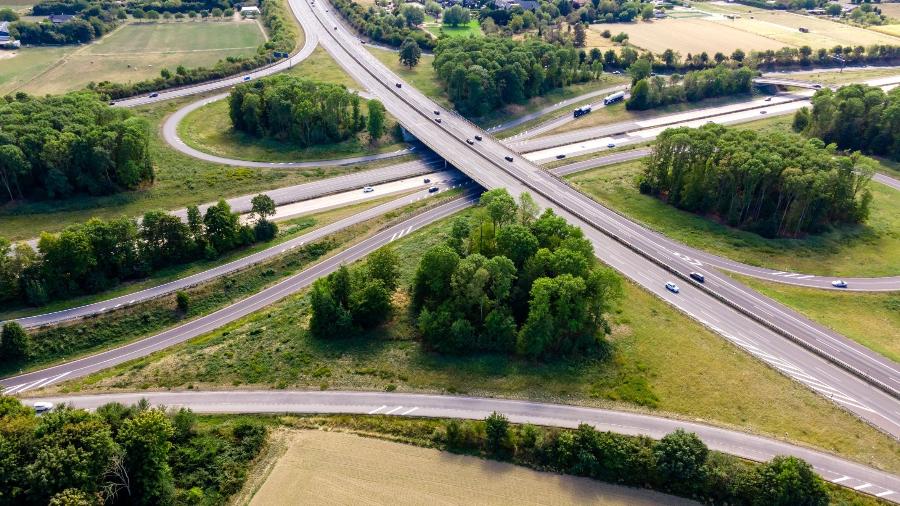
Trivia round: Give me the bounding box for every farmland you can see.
[589,17,785,54]
[0,20,266,95]
[247,430,693,505]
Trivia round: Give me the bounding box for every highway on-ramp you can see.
[21,390,900,503]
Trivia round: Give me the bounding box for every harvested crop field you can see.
[248,430,697,505]
[588,18,786,54]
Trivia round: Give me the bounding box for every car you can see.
[334,26,338,30]
[434,118,442,123]
[33,402,53,415]
[612,70,622,74]
[362,186,374,193]
[689,272,705,283]
[813,84,822,89]
[243,76,251,81]
[474,134,483,141]
[504,155,514,162]
[607,142,616,148]
[764,97,773,102]
[759,110,767,114]
[433,110,440,115]
[831,280,848,288]
[423,178,431,183]
[149,93,159,98]
[428,186,439,193]
[665,281,680,293]
[395,83,402,88]
[466,138,474,145]
[556,154,566,159]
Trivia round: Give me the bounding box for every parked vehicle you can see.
[34,402,53,415]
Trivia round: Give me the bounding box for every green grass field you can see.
[566,159,900,278]
[0,96,413,241]
[0,21,265,95]
[425,19,482,38]
[50,207,900,474]
[288,46,361,90]
[367,46,449,107]
[178,97,408,163]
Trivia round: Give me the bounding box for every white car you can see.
[831,280,848,288]
[665,281,680,293]
[362,186,374,193]
[34,402,53,415]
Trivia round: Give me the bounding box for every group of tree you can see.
[329,0,436,50]
[442,413,830,506]
[626,64,756,110]
[308,247,400,339]
[0,395,268,505]
[793,84,900,161]
[229,75,380,146]
[0,92,153,203]
[0,196,278,306]
[94,0,297,99]
[639,123,873,237]
[411,189,622,359]
[432,36,602,116]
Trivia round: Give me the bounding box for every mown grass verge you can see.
[47,206,900,474]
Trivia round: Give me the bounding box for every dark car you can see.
[504,155,514,162]
[428,186,439,193]
[149,93,159,98]
[435,118,442,123]
[395,83,402,88]
[423,178,431,183]
[689,272,705,283]
[556,154,566,159]
[474,134,483,141]
[433,110,440,115]
[466,138,474,145]
[108,101,116,106]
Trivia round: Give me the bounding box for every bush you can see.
[176,291,190,312]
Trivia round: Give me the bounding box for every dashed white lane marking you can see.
[368,405,386,414]
[782,273,800,278]
[401,407,419,415]
[389,232,398,242]
[833,476,852,483]
[876,490,895,497]
[129,299,136,304]
[854,483,874,491]
[384,406,403,415]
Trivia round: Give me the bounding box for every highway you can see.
[299,0,900,435]
[1,194,478,394]
[10,175,466,329]
[20,390,900,502]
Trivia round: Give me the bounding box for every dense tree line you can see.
[229,75,368,146]
[0,92,153,203]
[308,247,400,338]
[10,2,118,45]
[433,36,602,116]
[329,0,435,50]
[0,396,267,505]
[626,65,756,110]
[639,124,873,237]
[412,190,622,359]
[0,196,277,306]
[442,413,829,506]
[94,0,297,99]
[794,84,900,161]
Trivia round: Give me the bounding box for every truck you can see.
[573,105,592,118]
[603,91,626,105]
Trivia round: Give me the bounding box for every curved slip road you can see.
[1,193,478,394]
[9,175,467,329]
[21,390,900,503]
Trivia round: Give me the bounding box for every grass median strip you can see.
[47,207,900,474]
[566,159,900,278]
[2,191,458,378]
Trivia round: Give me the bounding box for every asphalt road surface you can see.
[21,390,900,503]
[1,194,478,394]
[301,0,900,433]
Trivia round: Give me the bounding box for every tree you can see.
[250,194,276,223]
[203,199,240,255]
[626,79,651,110]
[367,246,400,291]
[176,291,189,312]
[517,192,540,225]
[826,3,842,16]
[400,4,424,27]
[118,409,175,506]
[367,99,386,142]
[480,189,517,229]
[654,429,709,491]
[412,245,460,309]
[573,23,586,48]
[752,456,829,506]
[793,107,811,132]
[349,279,392,328]
[160,68,171,79]
[641,3,654,20]
[484,412,510,455]
[629,58,652,85]
[443,5,470,27]
[0,322,29,362]
[308,278,353,338]
[0,8,18,21]
[424,0,442,17]
[399,37,422,69]
[48,489,95,506]
[496,225,539,267]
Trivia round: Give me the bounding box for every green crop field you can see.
[0,20,266,95]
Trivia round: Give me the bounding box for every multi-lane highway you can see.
[20,390,900,503]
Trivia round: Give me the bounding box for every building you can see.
[240,5,261,17]
[0,21,9,42]
[495,0,539,10]
[48,14,75,24]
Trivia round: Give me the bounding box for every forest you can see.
[0,395,267,505]
[794,84,900,161]
[432,37,602,116]
[0,92,153,203]
[229,75,366,146]
[639,124,873,237]
[0,196,278,306]
[626,64,755,110]
[411,190,622,359]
